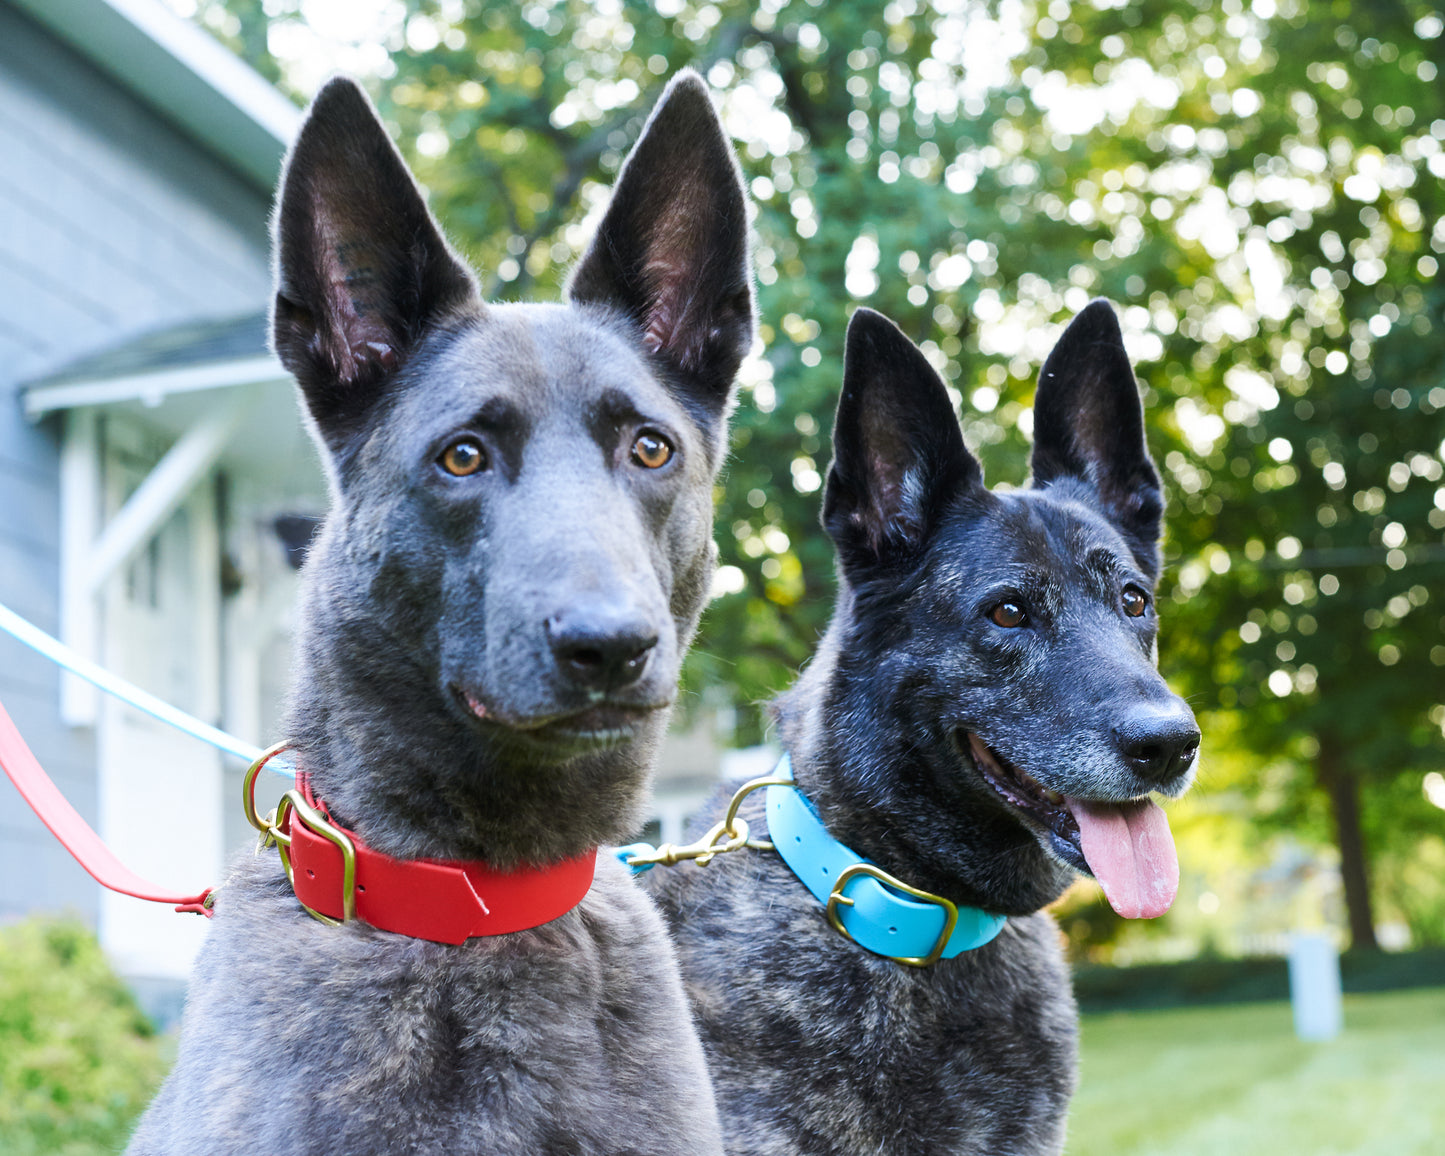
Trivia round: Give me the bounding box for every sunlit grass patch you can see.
[1069,987,1445,1155]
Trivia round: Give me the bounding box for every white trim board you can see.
[23,356,286,418]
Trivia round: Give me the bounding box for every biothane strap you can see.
[281,773,596,945]
[766,756,1007,963]
[0,693,595,939]
[0,697,213,915]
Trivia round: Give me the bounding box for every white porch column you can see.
[60,409,101,725]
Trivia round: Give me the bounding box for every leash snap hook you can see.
[690,817,751,867]
[621,817,751,870]
[616,772,794,873]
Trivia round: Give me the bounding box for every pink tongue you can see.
[1065,797,1178,919]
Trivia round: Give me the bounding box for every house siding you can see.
[0,1,276,925]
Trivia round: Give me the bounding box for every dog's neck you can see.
[775,603,1074,917]
[282,594,663,870]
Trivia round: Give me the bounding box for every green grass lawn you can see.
[1068,987,1445,1155]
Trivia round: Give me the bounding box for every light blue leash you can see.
[0,599,293,776]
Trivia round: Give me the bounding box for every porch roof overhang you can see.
[22,312,285,421]
[19,310,322,500]
[24,312,324,727]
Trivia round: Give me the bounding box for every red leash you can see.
[0,698,214,915]
[2,699,597,939]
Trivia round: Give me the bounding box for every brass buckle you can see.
[242,741,357,927]
[825,862,959,968]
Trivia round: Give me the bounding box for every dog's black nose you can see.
[546,603,658,691]
[1113,706,1200,785]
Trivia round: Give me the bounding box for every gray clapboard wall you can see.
[0,1,274,924]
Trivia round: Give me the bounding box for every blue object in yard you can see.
[1288,931,1343,1041]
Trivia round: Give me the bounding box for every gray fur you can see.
[649,787,1076,1156]
[129,856,716,1154]
[646,305,1197,1155]
[129,71,753,1155]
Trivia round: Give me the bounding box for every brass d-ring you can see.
[242,741,293,835]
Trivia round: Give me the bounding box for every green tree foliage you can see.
[174,0,283,85]
[1058,0,1445,949]
[0,920,171,1154]
[190,0,1445,947]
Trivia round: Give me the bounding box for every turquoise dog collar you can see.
[766,756,1007,966]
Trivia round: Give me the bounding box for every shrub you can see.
[0,919,170,1155]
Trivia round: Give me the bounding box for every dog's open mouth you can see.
[455,687,660,751]
[962,732,1179,920]
[962,732,1083,863]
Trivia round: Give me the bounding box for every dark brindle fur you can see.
[646,304,1199,1155]
[128,72,753,1155]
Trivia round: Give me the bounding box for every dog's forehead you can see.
[933,487,1139,587]
[397,303,691,427]
[1010,489,1140,570]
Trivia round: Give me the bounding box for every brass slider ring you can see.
[273,790,358,926]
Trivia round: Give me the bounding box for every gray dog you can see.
[127,71,753,1155]
[646,305,1199,1154]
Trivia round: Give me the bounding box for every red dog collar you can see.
[245,747,596,944]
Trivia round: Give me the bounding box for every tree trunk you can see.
[1317,744,1378,951]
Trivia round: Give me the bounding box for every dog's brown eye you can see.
[440,438,486,477]
[990,601,1027,629]
[1122,586,1149,617]
[632,432,674,470]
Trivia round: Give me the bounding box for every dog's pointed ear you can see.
[1030,298,1163,576]
[567,70,753,419]
[823,309,982,569]
[272,77,479,452]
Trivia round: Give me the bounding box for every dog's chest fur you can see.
[647,794,1077,1156]
[130,855,713,1155]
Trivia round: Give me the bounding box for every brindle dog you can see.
[646,304,1199,1155]
[128,71,753,1155]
